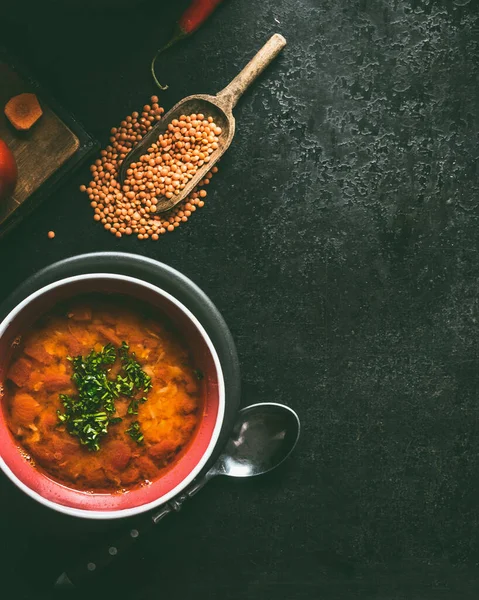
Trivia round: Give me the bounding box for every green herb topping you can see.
[126,421,144,445]
[127,397,147,415]
[57,342,152,451]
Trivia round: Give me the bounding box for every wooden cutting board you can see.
[0,62,80,226]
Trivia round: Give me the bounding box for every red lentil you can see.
[80,96,216,240]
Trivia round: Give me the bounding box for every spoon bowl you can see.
[119,95,233,213]
[118,34,287,213]
[214,402,300,478]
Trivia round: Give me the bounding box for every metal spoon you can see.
[55,402,300,590]
[118,34,287,213]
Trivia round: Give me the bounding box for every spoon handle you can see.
[217,33,287,110]
[52,474,213,590]
[152,473,211,523]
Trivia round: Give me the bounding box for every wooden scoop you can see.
[119,33,287,213]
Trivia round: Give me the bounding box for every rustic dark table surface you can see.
[1,1,479,598]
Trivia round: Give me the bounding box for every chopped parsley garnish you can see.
[126,421,144,445]
[57,342,152,451]
[118,342,152,396]
[127,397,147,415]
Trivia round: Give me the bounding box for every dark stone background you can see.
[1,0,479,598]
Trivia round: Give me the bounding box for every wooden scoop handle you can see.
[217,33,287,110]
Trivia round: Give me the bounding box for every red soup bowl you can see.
[0,273,225,519]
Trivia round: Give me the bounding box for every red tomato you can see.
[0,139,18,201]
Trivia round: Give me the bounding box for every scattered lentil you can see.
[47,231,55,239]
[80,97,218,239]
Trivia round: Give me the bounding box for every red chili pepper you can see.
[151,0,225,90]
[179,0,224,34]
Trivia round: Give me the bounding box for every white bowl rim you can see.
[0,273,226,520]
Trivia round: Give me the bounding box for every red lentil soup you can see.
[2,295,203,492]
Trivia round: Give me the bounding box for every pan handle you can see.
[53,476,211,590]
[216,33,287,111]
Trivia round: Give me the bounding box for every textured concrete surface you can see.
[1,0,479,598]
